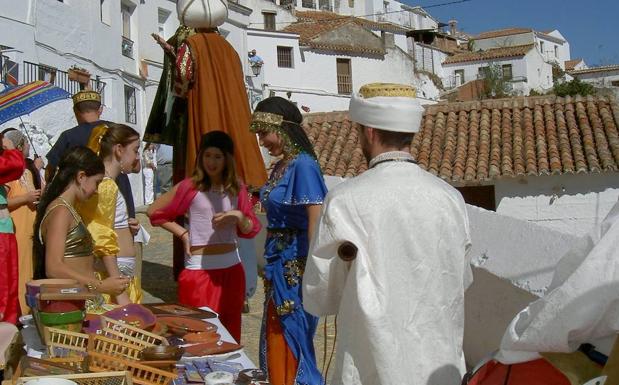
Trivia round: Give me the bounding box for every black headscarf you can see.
[252,97,317,158]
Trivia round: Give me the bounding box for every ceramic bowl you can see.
[39,310,85,326]
[26,279,78,297]
[24,379,78,385]
[25,294,38,309]
[183,331,220,344]
[38,299,86,313]
[140,345,184,361]
[103,304,156,330]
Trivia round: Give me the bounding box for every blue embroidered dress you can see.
[259,153,327,385]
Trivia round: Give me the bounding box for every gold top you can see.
[358,83,416,98]
[40,198,94,258]
[72,90,101,106]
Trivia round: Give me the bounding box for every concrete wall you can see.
[495,172,619,236]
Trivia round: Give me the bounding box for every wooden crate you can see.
[87,352,175,385]
[99,317,166,347]
[87,335,144,361]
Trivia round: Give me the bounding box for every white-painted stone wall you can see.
[535,31,571,69]
[495,172,619,236]
[247,29,417,112]
[574,69,619,88]
[442,48,553,95]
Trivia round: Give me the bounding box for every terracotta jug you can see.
[177,0,228,28]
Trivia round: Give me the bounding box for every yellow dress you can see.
[7,170,36,315]
[76,178,142,303]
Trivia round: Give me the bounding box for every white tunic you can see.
[497,198,619,363]
[304,161,472,385]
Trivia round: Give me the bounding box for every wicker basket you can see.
[99,317,166,347]
[87,334,144,361]
[87,352,176,385]
[11,370,132,385]
[42,327,89,369]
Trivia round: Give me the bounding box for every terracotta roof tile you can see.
[564,59,583,71]
[282,10,405,55]
[302,95,619,185]
[443,44,534,65]
[475,28,532,40]
[569,64,619,75]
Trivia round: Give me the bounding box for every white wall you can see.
[474,32,534,51]
[249,29,415,112]
[535,33,570,69]
[524,49,554,92]
[495,172,619,236]
[243,0,297,31]
[575,69,619,88]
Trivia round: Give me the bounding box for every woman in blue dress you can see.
[250,97,327,385]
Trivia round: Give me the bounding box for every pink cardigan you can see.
[149,178,261,239]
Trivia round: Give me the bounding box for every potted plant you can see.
[68,66,91,84]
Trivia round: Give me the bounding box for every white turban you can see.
[349,83,424,133]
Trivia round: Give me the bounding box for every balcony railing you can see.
[122,36,134,58]
[337,74,352,95]
[23,61,106,99]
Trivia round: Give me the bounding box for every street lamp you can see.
[251,64,262,77]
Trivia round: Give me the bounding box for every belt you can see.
[266,227,299,237]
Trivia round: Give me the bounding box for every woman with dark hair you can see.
[33,147,129,297]
[0,133,25,324]
[249,97,327,385]
[77,123,141,305]
[2,128,41,315]
[148,131,261,341]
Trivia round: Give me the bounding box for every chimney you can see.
[449,19,457,36]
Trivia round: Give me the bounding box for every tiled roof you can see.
[282,11,407,54]
[303,95,619,184]
[475,28,532,40]
[443,44,534,65]
[565,59,584,71]
[569,65,619,75]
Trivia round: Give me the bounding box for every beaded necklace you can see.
[261,158,291,204]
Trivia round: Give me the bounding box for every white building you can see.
[442,44,554,95]
[473,28,571,70]
[246,10,419,112]
[569,64,619,89]
[0,0,261,205]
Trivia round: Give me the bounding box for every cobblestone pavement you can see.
[137,212,337,378]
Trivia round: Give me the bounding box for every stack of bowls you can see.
[26,279,85,333]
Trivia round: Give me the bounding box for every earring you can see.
[120,160,125,174]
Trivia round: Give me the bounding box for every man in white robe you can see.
[303,83,473,385]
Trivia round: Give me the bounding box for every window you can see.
[478,66,490,78]
[263,12,276,31]
[100,0,111,24]
[124,85,136,124]
[612,80,619,87]
[121,4,132,39]
[502,64,513,80]
[158,8,171,39]
[454,69,464,85]
[383,0,388,12]
[554,45,558,58]
[539,41,544,54]
[302,0,315,8]
[277,46,293,68]
[336,58,352,95]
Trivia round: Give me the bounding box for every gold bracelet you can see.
[179,230,188,239]
[241,216,252,232]
[86,279,102,292]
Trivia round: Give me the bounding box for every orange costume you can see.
[174,32,266,186]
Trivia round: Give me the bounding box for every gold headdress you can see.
[72,90,101,106]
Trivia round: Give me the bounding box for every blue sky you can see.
[420,0,619,66]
